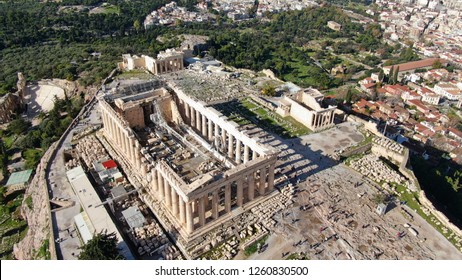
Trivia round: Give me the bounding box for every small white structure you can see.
[122,206,147,230]
[434,82,462,101]
[376,203,387,216]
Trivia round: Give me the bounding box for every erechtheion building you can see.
[99,69,278,253]
[276,88,336,132]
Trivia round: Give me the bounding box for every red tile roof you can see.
[102,160,118,170]
[448,128,462,139]
[384,58,446,72]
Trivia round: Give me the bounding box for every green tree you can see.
[78,231,122,260]
[378,69,384,82]
[371,85,378,101]
[0,140,8,177]
[446,171,461,193]
[7,118,31,135]
[432,60,443,69]
[345,87,353,103]
[372,193,386,205]
[393,66,399,85]
[261,84,276,96]
[388,66,394,84]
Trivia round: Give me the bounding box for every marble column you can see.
[237,179,243,207]
[129,138,136,164]
[103,113,109,133]
[202,115,207,138]
[225,184,231,213]
[135,142,142,169]
[179,198,186,224]
[151,169,158,193]
[190,107,195,127]
[186,201,194,233]
[155,62,159,75]
[123,132,130,157]
[172,190,179,216]
[164,178,171,209]
[212,191,219,219]
[228,134,234,159]
[208,119,214,142]
[268,164,275,190]
[196,110,201,131]
[214,123,220,148]
[235,139,242,164]
[198,197,206,227]
[157,170,164,199]
[244,145,250,163]
[252,150,258,160]
[221,128,227,152]
[248,172,255,200]
[259,167,266,195]
[110,118,117,142]
[115,125,122,145]
[185,103,190,122]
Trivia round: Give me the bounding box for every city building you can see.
[383,58,446,78]
[434,82,462,100]
[5,169,33,193]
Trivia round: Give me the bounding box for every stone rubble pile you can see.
[74,135,109,167]
[349,154,405,184]
[191,185,294,260]
[130,222,181,259]
[373,137,404,154]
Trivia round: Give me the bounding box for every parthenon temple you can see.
[99,75,278,245]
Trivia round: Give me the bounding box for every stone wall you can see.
[419,191,462,239]
[0,93,21,124]
[340,142,372,158]
[13,68,117,259]
[13,143,57,260]
[371,137,407,167]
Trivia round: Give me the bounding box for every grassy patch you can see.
[115,70,154,80]
[2,135,16,149]
[0,191,29,259]
[25,195,33,210]
[244,234,269,256]
[23,149,43,170]
[238,98,312,137]
[102,5,120,15]
[392,183,462,249]
[36,239,51,260]
[343,153,365,165]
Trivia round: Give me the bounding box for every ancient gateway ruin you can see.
[99,77,278,254]
[119,49,184,75]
